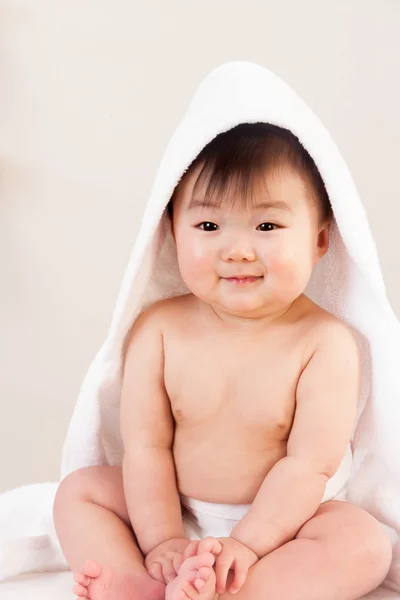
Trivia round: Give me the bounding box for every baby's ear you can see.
[314,221,330,263]
[165,209,176,241]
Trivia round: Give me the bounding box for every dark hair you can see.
[167,122,333,227]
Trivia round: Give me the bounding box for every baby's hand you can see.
[212,537,259,594]
[144,537,191,584]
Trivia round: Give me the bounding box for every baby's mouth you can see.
[223,275,263,284]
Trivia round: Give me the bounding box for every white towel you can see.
[1,61,400,591]
[0,483,68,581]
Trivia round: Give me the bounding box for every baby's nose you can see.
[222,242,256,261]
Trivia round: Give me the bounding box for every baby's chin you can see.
[212,289,283,320]
[186,279,295,320]
[216,287,303,319]
[218,299,274,319]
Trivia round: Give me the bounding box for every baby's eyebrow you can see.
[188,198,292,212]
[252,200,292,212]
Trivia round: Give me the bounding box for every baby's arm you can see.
[120,304,185,557]
[230,323,362,558]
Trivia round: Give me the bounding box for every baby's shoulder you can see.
[124,294,194,358]
[303,298,360,352]
[136,293,195,328]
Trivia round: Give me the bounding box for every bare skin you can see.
[72,551,217,600]
[164,292,321,505]
[54,166,392,600]
[54,294,392,600]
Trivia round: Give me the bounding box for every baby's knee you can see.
[364,523,393,586]
[53,465,129,526]
[339,514,393,589]
[54,466,102,508]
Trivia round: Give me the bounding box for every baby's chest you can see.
[164,338,302,434]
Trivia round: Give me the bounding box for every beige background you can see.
[0,0,399,493]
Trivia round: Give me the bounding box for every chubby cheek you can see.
[176,235,216,291]
[264,245,309,294]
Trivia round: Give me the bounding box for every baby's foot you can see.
[72,559,165,600]
[165,552,217,600]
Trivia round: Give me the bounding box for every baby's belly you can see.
[173,429,287,504]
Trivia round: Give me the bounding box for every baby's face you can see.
[171,164,330,320]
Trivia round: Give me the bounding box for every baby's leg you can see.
[219,500,392,600]
[53,465,165,600]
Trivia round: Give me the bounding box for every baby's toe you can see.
[82,559,102,578]
[198,566,213,582]
[73,583,89,596]
[193,565,213,591]
[194,578,205,591]
[181,580,199,599]
[73,571,91,586]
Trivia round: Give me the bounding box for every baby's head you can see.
[166,122,333,321]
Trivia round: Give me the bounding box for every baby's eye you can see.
[197,222,219,231]
[257,223,279,231]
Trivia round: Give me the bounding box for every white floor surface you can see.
[0,571,399,600]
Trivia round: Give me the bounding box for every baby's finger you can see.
[148,561,164,583]
[198,536,222,557]
[229,564,248,594]
[161,557,178,584]
[215,555,233,594]
[173,552,184,574]
[183,540,199,559]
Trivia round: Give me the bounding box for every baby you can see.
[53,123,392,600]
